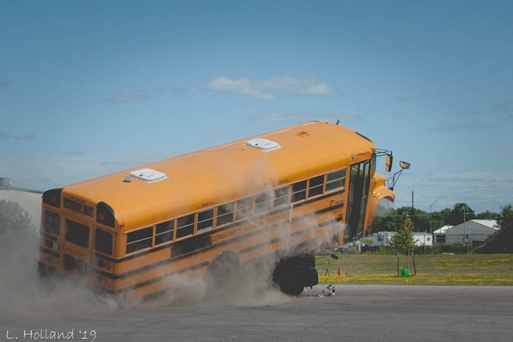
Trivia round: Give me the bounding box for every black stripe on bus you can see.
[94,192,345,265]
[93,215,339,282]
[94,199,345,277]
[107,261,210,294]
[40,246,60,258]
[93,219,285,280]
[41,232,57,241]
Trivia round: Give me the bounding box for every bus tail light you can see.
[97,258,111,270]
[44,238,59,250]
[43,188,63,208]
[97,202,115,227]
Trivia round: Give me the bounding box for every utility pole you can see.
[430,197,440,236]
[463,205,467,253]
[411,191,414,215]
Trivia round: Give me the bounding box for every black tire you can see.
[206,251,241,293]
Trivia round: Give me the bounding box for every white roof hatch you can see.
[129,168,168,183]
[245,138,281,152]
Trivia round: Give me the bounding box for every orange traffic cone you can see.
[337,267,342,276]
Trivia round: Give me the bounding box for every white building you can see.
[0,178,43,230]
[433,225,453,244]
[373,231,433,247]
[445,220,500,245]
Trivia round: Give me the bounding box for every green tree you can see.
[0,200,33,237]
[448,203,475,226]
[497,204,513,231]
[431,208,451,231]
[369,205,396,233]
[394,207,429,232]
[390,211,415,254]
[476,210,498,220]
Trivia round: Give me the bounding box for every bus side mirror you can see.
[400,161,411,170]
[386,154,393,172]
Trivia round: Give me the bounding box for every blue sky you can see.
[1,0,512,214]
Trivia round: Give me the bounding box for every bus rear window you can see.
[42,210,60,236]
[95,228,113,255]
[126,227,153,254]
[65,219,90,248]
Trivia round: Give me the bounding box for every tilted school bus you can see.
[38,121,403,299]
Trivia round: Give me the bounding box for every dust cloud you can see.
[0,231,121,321]
[1,176,343,320]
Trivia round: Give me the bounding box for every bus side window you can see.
[291,180,307,202]
[273,186,289,209]
[217,202,234,227]
[197,209,214,232]
[156,219,174,245]
[176,214,195,239]
[326,169,346,192]
[236,196,253,220]
[95,228,113,255]
[308,175,324,198]
[126,227,153,254]
[255,192,272,215]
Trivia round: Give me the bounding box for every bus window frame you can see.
[325,168,347,193]
[216,201,235,227]
[64,218,91,249]
[126,226,154,254]
[95,227,114,256]
[42,208,61,236]
[307,175,325,199]
[176,213,195,240]
[197,208,214,233]
[291,180,307,203]
[235,196,254,221]
[155,219,175,246]
[273,186,290,209]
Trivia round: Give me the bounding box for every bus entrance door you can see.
[60,216,93,277]
[345,160,371,243]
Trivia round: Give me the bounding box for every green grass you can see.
[316,254,513,285]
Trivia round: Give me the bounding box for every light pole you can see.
[430,197,440,241]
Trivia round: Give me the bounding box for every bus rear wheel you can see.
[206,251,241,293]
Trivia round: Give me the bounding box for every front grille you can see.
[63,254,88,275]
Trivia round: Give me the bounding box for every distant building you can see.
[0,178,43,230]
[433,225,453,244]
[372,231,433,247]
[445,220,500,245]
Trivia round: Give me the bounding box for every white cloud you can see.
[206,76,339,99]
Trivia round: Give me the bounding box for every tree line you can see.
[370,202,513,234]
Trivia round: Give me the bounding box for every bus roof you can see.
[62,121,375,231]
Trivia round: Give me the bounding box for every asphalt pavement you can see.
[2,285,512,342]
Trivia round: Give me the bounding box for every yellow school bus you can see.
[38,121,400,299]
